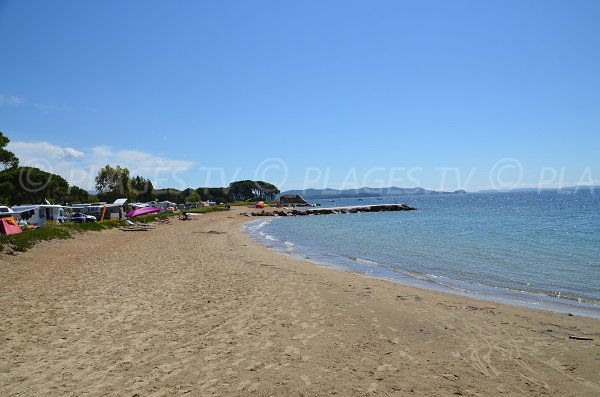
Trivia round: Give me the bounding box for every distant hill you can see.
[278,187,467,200]
[477,185,599,193]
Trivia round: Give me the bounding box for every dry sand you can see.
[1,208,599,396]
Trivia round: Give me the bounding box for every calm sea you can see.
[244,190,600,318]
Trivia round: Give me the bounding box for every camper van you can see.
[11,204,67,227]
[67,199,127,221]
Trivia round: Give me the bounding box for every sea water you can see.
[244,190,600,317]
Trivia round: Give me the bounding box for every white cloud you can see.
[7,141,194,190]
[64,147,85,158]
[8,141,84,161]
[88,146,194,186]
[0,95,23,106]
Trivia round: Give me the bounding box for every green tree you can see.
[185,191,200,203]
[95,165,136,202]
[66,185,93,204]
[154,188,184,203]
[253,181,280,201]
[0,166,69,205]
[0,131,19,170]
[227,180,280,201]
[228,180,254,201]
[0,181,16,205]
[131,175,155,202]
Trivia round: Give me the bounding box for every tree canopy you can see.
[0,131,19,171]
[66,185,93,204]
[95,165,156,203]
[131,175,155,202]
[0,166,69,205]
[228,180,280,201]
[0,132,282,206]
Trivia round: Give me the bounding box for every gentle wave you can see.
[244,192,600,318]
[354,258,379,265]
[247,219,272,232]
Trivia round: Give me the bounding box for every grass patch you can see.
[229,200,253,206]
[62,219,127,232]
[0,226,71,252]
[182,206,229,214]
[134,212,173,224]
[0,219,128,253]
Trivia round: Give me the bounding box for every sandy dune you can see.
[1,209,599,396]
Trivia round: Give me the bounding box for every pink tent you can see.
[0,218,22,235]
[126,207,162,218]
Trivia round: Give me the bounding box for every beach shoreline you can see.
[1,208,599,396]
[243,216,600,319]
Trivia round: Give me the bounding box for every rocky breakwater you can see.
[246,204,416,217]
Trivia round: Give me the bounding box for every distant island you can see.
[278,187,467,200]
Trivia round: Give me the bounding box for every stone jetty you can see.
[247,204,416,217]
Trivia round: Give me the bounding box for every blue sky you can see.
[1,0,599,192]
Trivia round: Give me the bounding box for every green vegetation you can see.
[0,131,96,205]
[0,131,19,170]
[0,132,282,208]
[228,180,279,201]
[182,206,229,214]
[0,166,70,205]
[0,219,127,253]
[229,200,253,206]
[0,206,233,254]
[155,181,279,205]
[135,212,173,224]
[0,226,71,252]
[95,165,155,202]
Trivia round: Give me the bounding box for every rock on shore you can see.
[247,204,416,217]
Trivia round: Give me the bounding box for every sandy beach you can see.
[1,209,599,396]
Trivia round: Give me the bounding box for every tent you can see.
[0,217,22,235]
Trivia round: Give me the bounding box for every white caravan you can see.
[11,204,68,227]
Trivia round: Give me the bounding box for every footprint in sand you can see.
[232,358,246,366]
[245,361,260,371]
[398,350,415,361]
[200,379,218,390]
[283,345,300,356]
[260,340,273,349]
[237,380,251,390]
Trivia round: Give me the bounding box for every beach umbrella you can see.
[126,207,162,218]
[257,201,265,209]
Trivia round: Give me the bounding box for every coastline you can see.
[244,217,600,319]
[1,208,599,396]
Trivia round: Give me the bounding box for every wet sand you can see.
[1,208,599,396]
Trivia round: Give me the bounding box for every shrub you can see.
[0,227,71,252]
[0,219,127,253]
